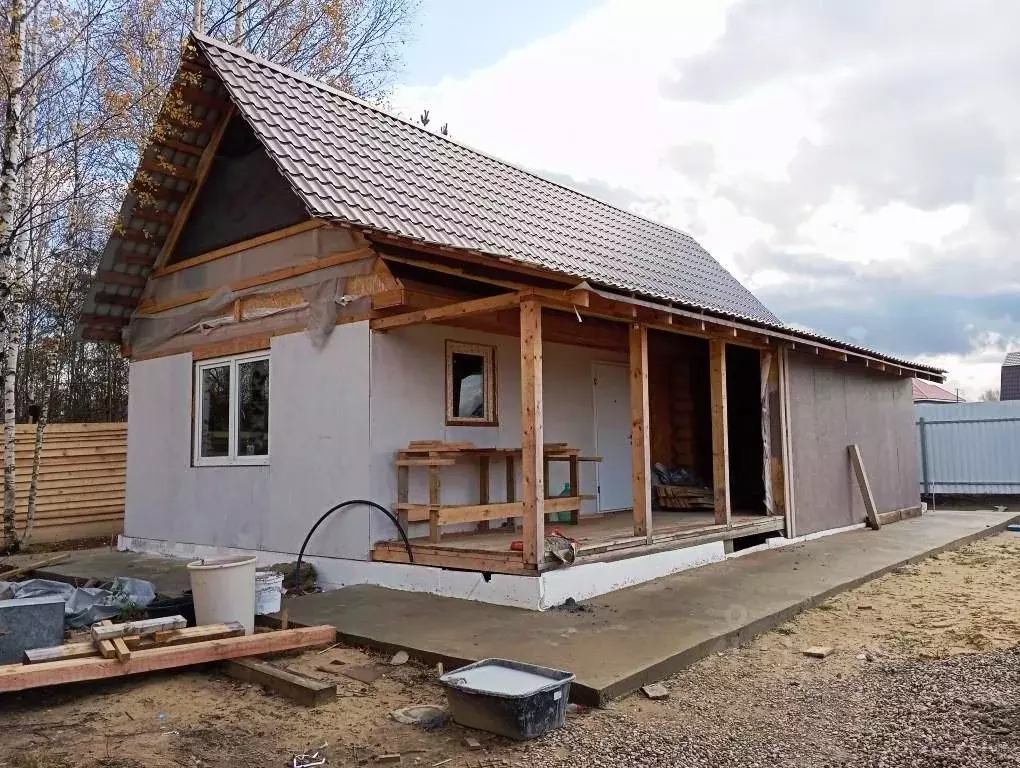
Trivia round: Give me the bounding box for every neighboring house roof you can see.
[912,379,962,403]
[1004,351,1020,367]
[77,34,943,379]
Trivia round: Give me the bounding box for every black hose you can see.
[292,499,414,593]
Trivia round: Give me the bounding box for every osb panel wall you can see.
[788,352,918,535]
[10,422,126,543]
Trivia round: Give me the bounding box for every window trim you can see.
[445,340,498,427]
[193,351,270,467]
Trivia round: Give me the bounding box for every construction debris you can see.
[91,615,187,641]
[0,624,337,693]
[390,705,447,728]
[803,646,834,659]
[641,683,670,700]
[0,596,65,664]
[390,650,409,666]
[341,663,387,684]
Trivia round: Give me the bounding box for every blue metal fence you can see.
[916,401,1020,495]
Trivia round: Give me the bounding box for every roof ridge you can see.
[190,32,711,252]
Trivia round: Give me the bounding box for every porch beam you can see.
[709,339,731,526]
[520,298,545,567]
[370,292,522,331]
[629,324,652,541]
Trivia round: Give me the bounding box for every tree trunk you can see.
[0,0,28,551]
[22,352,49,547]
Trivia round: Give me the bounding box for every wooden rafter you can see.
[157,137,205,156]
[153,104,235,269]
[370,291,522,331]
[129,207,177,225]
[96,271,146,288]
[140,157,198,183]
[94,292,140,308]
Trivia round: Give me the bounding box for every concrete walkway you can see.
[280,509,1018,704]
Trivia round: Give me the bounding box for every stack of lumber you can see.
[654,484,714,511]
[0,614,336,694]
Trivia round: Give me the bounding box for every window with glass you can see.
[445,341,497,425]
[194,352,270,465]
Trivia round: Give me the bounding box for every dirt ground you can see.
[3,531,1020,768]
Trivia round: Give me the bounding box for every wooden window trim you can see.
[445,340,498,427]
[193,351,271,467]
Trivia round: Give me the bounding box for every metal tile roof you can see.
[1003,351,1020,367]
[193,33,782,326]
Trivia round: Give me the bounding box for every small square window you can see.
[446,341,497,426]
[194,352,270,466]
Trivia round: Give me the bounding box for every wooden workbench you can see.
[395,441,601,542]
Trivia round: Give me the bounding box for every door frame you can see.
[591,360,631,513]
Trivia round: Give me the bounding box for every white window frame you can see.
[193,351,270,467]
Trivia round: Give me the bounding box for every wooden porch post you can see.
[520,299,544,567]
[629,324,652,541]
[709,338,731,526]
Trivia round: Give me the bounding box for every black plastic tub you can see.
[146,594,196,626]
[439,658,574,740]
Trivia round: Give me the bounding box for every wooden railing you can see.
[9,422,126,543]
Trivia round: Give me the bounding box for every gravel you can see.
[521,648,1020,767]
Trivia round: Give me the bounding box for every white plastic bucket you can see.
[187,555,258,635]
[254,570,284,615]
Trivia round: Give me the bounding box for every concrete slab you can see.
[279,509,1019,705]
[32,551,192,597]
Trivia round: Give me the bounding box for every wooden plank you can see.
[709,339,731,527]
[153,105,235,269]
[520,299,544,567]
[370,292,522,331]
[437,501,524,526]
[91,615,187,641]
[223,658,336,707]
[396,464,409,531]
[0,626,338,693]
[137,245,373,314]
[427,464,442,543]
[111,637,132,662]
[152,220,326,277]
[24,623,246,664]
[0,553,70,580]
[139,157,197,182]
[97,270,147,288]
[848,444,881,530]
[477,455,491,532]
[372,546,530,575]
[629,324,652,541]
[506,456,516,503]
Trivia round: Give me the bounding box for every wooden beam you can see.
[156,137,205,156]
[848,444,881,530]
[709,339,731,526]
[97,270,147,288]
[629,324,652,541]
[93,292,140,308]
[154,105,235,269]
[520,298,545,567]
[128,207,177,225]
[371,292,522,331]
[139,157,197,182]
[223,658,337,707]
[91,615,187,641]
[153,219,326,277]
[136,245,373,315]
[0,626,337,693]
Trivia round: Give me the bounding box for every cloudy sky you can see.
[394,0,1020,398]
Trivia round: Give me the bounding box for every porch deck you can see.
[372,510,786,574]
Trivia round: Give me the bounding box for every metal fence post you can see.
[918,416,931,497]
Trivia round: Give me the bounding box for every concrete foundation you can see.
[0,596,65,664]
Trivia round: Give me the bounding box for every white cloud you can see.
[392,0,1020,396]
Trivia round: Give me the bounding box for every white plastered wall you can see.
[126,320,626,561]
[367,323,627,542]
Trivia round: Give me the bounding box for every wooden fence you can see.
[9,422,126,543]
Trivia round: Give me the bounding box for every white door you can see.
[593,362,632,511]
